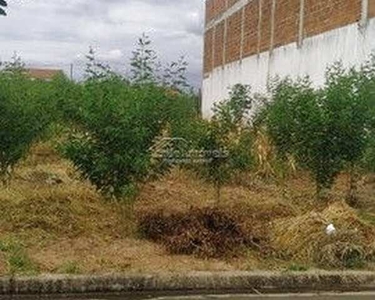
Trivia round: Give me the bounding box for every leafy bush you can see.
[50,73,83,125]
[189,85,255,202]
[56,35,201,199]
[323,61,375,203]
[266,77,340,196]
[266,59,375,199]
[0,72,52,183]
[212,84,252,130]
[60,79,170,198]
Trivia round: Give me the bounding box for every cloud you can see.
[0,0,204,87]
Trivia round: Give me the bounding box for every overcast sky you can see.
[0,0,204,87]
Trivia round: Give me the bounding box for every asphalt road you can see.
[19,293,375,300]
[154,294,375,300]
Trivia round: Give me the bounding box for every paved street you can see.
[19,293,375,300]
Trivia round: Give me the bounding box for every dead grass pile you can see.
[271,201,375,268]
[136,167,300,259]
[139,198,293,257]
[0,185,130,239]
[138,206,269,258]
[0,143,133,242]
[23,142,62,166]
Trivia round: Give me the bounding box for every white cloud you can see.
[0,0,204,87]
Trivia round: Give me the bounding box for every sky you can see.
[0,0,204,87]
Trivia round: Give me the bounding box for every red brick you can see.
[274,0,300,48]
[259,0,273,53]
[214,21,225,68]
[205,0,214,24]
[227,0,240,8]
[213,0,227,20]
[204,28,214,74]
[304,0,361,38]
[370,0,375,18]
[225,10,242,63]
[243,0,260,57]
[204,0,366,73]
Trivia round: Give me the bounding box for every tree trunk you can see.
[347,164,359,207]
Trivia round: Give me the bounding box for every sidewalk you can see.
[1,271,375,297]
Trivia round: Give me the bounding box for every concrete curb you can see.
[1,271,375,296]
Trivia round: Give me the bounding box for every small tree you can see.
[163,56,190,92]
[61,80,169,199]
[213,84,252,130]
[85,47,113,80]
[130,33,159,85]
[323,61,374,205]
[0,70,51,183]
[1,53,25,73]
[193,85,254,203]
[50,73,83,125]
[266,59,375,201]
[0,0,7,16]
[266,77,342,198]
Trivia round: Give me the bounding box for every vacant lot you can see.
[1,142,375,275]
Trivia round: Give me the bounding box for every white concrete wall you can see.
[202,18,375,118]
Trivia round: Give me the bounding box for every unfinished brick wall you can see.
[205,0,214,25]
[225,9,242,63]
[370,0,375,17]
[304,0,361,38]
[206,0,227,24]
[203,0,374,74]
[213,21,225,68]
[274,0,300,48]
[203,28,214,74]
[206,0,239,24]
[258,0,273,53]
[227,0,240,8]
[243,0,259,57]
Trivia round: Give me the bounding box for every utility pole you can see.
[0,0,7,16]
[70,63,74,81]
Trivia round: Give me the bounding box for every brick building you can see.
[202,0,375,117]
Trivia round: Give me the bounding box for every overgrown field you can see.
[1,143,375,275]
[1,41,375,275]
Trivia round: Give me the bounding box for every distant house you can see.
[26,68,64,81]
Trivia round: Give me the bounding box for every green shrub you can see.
[0,72,52,183]
[212,84,252,130]
[60,79,170,198]
[267,77,342,196]
[323,61,375,203]
[191,85,255,202]
[50,73,83,125]
[266,59,375,199]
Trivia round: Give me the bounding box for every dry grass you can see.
[1,142,375,275]
[30,237,236,274]
[271,201,375,267]
[0,144,133,242]
[138,207,259,258]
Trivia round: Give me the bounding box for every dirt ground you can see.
[1,143,375,275]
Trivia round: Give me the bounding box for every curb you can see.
[1,271,375,296]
